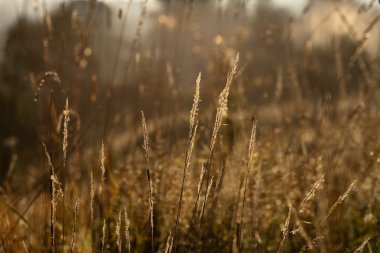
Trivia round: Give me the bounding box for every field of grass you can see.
[1,0,380,252]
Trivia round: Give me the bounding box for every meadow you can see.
[0,0,380,252]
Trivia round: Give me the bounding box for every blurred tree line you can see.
[0,0,378,186]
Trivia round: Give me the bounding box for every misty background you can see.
[0,0,379,171]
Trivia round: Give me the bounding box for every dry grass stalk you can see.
[277,204,292,253]
[63,98,70,166]
[354,236,371,253]
[299,173,325,214]
[324,179,357,222]
[56,109,81,134]
[164,232,174,253]
[141,111,155,252]
[298,236,325,253]
[22,241,29,253]
[290,209,313,249]
[197,165,206,198]
[124,208,131,253]
[213,160,225,198]
[43,143,54,174]
[247,119,257,170]
[174,72,201,242]
[186,122,198,172]
[100,141,106,186]
[199,176,214,221]
[116,210,122,253]
[252,162,262,229]
[189,72,201,134]
[210,53,239,152]
[43,143,63,253]
[238,119,257,251]
[195,164,206,214]
[90,170,94,223]
[195,53,239,236]
[101,219,106,253]
[70,197,79,253]
[50,175,63,252]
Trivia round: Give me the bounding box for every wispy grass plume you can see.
[238,118,257,252]
[100,141,106,186]
[277,204,292,253]
[174,72,201,244]
[116,210,122,253]
[210,53,239,152]
[124,208,131,253]
[70,197,79,253]
[63,98,70,166]
[141,111,155,252]
[324,179,357,222]
[299,173,325,214]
